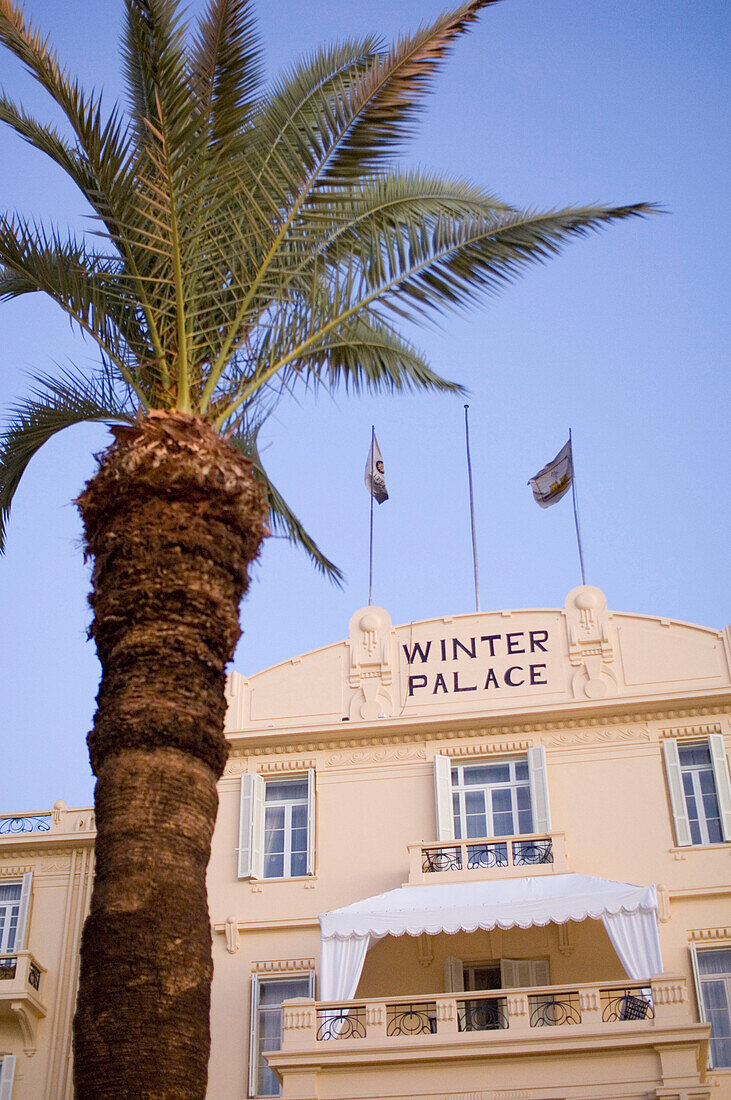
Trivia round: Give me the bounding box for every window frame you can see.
[248,971,315,1097]
[690,942,731,1069]
[663,735,731,847]
[433,747,550,843]
[0,1054,16,1100]
[239,771,315,880]
[0,873,32,954]
[451,757,534,840]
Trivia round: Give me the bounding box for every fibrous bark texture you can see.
[73,412,268,1100]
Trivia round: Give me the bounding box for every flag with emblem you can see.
[528,439,573,508]
[365,433,389,503]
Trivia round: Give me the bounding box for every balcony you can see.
[270,975,710,1100]
[408,830,567,884]
[0,951,47,1053]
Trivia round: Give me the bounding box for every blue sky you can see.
[1,0,728,811]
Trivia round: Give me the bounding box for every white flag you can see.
[365,434,388,503]
[528,439,573,508]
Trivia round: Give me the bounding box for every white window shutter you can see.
[527,746,551,832]
[14,871,32,951]
[248,974,261,1098]
[662,739,692,846]
[500,958,522,988]
[239,774,265,878]
[708,734,731,842]
[307,969,316,999]
[501,958,549,988]
[443,956,464,993]
[0,1055,16,1100]
[433,754,455,841]
[531,958,551,987]
[306,768,316,876]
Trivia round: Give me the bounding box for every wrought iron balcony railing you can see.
[281,975,685,1050]
[409,831,567,882]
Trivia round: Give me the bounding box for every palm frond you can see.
[0,368,134,551]
[190,0,262,152]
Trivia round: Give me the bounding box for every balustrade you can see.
[281,975,690,1051]
[409,831,566,882]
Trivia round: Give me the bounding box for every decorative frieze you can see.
[259,759,316,774]
[326,746,426,766]
[545,727,650,747]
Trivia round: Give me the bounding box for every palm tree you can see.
[0,0,652,1095]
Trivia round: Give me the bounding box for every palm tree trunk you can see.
[72,412,268,1100]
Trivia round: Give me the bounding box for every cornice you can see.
[0,832,96,855]
[224,696,730,759]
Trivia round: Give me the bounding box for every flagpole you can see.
[464,405,481,612]
[368,424,375,605]
[569,428,587,586]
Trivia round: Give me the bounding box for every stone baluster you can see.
[280,998,316,1049]
[578,984,602,1026]
[651,974,689,1024]
[436,996,459,1036]
[505,991,531,1034]
[365,1001,387,1039]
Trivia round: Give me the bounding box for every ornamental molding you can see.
[0,864,32,876]
[224,703,730,759]
[689,927,731,942]
[326,746,426,767]
[40,857,72,873]
[660,722,723,740]
[259,759,316,774]
[441,740,532,757]
[252,958,315,974]
[545,727,650,747]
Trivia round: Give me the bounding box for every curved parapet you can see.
[225,586,730,735]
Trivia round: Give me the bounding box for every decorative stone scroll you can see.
[564,586,618,700]
[346,606,395,721]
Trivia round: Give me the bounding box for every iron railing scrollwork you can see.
[457,996,508,1031]
[0,815,51,835]
[28,963,41,991]
[386,1002,437,1036]
[512,838,553,865]
[466,842,508,868]
[0,958,17,980]
[601,989,654,1022]
[422,847,462,873]
[316,1007,366,1040]
[529,994,581,1027]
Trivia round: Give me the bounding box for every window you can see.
[445,956,550,992]
[0,1054,17,1100]
[249,973,314,1097]
[663,736,731,847]
[451,759,533,839]
[433,748,550,843]
[239,772,315,879]
[0,873,32,961]
[692,947,731,1068]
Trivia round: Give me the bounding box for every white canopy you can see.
[319,874,663,1002]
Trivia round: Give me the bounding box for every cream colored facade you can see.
[3,584,731,1099]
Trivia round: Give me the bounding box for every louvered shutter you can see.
[708,735,731,842]
[0,1055,16,1100]
[501,958,550,988]
[248,974,261,1097]
[14,872,32,951]
[444,956,464,993]
[239,774,265,878]
[527,746,551,832]
[433,754,455,841]
[306,768,316,875]
[662,739,692,846]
